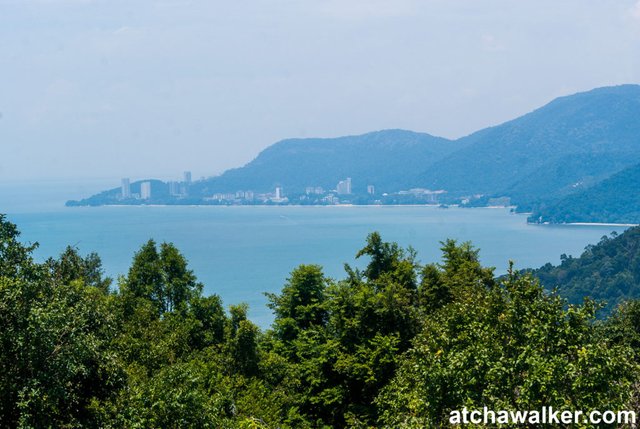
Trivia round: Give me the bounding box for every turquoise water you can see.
[1,182,628,327]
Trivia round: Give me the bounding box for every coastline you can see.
[528,221,639,227]
[567,222,639,227]
[66,203,455,209]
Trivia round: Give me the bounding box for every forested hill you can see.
[418,84,640,207]
[192,84,640,203]
[70,84,640,218]
[531,226,640,315]
[190,129,457,195]
[528,162,640,224]
[3,214,640,427]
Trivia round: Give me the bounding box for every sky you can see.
[1,0,639,182]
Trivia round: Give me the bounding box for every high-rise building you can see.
[183,171,192,184]
[168,181,181,196]
[367,185,375,195]
[140,181,152,200]
[336,177,352,195]
[121,178,131,199]
[275,186,282,199]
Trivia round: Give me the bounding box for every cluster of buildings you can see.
[396,188,446,203]
[208,177,374,205]
[117,173,446,205]
[208,187,287,204]
[168,171,192,197]
[206,177,449,206]
[120,171,192,200]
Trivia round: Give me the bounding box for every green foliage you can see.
[604,299,640,352]
[120,239,202,316]
[190,294,226,348]
[377,265,637,428]
[0,216,123,428]
[4,214,640,428]
[264,233,423,427]
[418,263,449,311]
[529,162,640,224]
[421,84,640,203]
[47,245,112,293]
[0,214,39,279]
[266,264,328,347]
[530,227,640,315]
[110,358,235,429]
[227,304,261,377]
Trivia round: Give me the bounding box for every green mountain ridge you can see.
[529,162,640,224]
[189,129,458,195]
[69,84,640,221]
[504,151,636,212]
[418,84,640,204]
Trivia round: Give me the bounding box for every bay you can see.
[2,199,627,327]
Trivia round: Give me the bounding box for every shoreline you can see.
[567,222,639,227]
[528,221,638,227]
[61,205,639,227]
[68,203,450,208]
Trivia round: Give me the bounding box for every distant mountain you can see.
[529,226,640,315]
[528,162,640,224]
[70,84,640,218]
[189,129,458,195]
[418,84,640,206]
[501,152,633,210]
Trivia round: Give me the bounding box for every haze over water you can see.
[1,182,626,327]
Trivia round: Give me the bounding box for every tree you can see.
[266,264,328,345]
[265,233,423,427]
[0,216,123,427]
[160,242,202,313]
[122,239,163,313]
[0,214,39,280]
[47,246,112,293]
[121,240,202,316]
[378,264,636,428]
[228,304,260,377]
[355,232,417,290]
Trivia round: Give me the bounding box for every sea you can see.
[0,180,629,327]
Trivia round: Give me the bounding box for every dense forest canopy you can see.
[528,163,640,224]
[529,226,640,316]
[2,214,640,428]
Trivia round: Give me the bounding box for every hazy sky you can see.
[1,0,639,182]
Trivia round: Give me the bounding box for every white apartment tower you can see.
[168,181,181,196]
[337,177,352,195]
[140,181,152,200]
[121,178,131,199]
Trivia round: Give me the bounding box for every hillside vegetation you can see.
[3,214,640,427]
[531,226,640,315]
[191,129,458,195]
[420,85,640,205]
[528,163,640,224]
